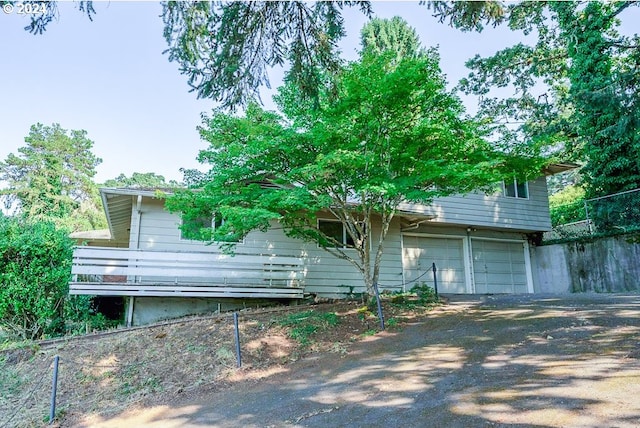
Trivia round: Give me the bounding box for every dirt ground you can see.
[57,293,640,427]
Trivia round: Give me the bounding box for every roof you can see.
[100,187,172,242]
[69,229,112,241]
[543,162,580,176]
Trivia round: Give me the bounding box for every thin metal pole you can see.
[432,262,439,298]
[49,355,60,424]
[233,312,242,368]
[373,283,385,331]
[584,199,593,234]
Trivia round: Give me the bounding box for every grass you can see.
[278,310,340,346]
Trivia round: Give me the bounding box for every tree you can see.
[0,215,74,339]
[161,1,372,110]
[0,123,105,231]
[1,0,96,34]
[103,172,181,189]
[167,47,542,296]
[430,1,640,198]
[360,16,424,61]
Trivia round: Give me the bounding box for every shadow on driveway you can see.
[83,294,640,428]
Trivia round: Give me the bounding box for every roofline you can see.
[100,187,174,197]
[543,162,580,176]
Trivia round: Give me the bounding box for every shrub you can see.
[278,310,339,346]
[549,185,586,226]
[0,216,73,339]
[410,283,439,304]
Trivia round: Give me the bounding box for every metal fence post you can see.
[49,355,60,425]
[584,199,593,234]
[233,312,242,368]
[432,262,439,298]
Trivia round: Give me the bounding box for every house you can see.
[70,164,574,325]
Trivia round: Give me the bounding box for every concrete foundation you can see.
[130,296,284,326]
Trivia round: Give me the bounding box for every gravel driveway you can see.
[86,293,640,428]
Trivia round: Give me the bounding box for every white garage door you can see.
[402,236,467,293]
[472,239,529,294]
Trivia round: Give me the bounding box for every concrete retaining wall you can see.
[534,234,640,293]
[131,297,283,326]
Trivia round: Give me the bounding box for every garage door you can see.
[471,239,528,294]
[402,236,467,293]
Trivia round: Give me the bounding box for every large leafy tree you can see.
[103,172,181,189]
[431,1,640,198]
[161,1,372,110]
[0,123,105,231]
[167,45,541,296]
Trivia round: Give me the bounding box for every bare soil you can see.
[3,294,640,427]
[1,299,427,427]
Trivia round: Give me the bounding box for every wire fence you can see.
[547,187,640,242]
[0,313,248,428]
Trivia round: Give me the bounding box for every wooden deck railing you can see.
[69,247,305,299]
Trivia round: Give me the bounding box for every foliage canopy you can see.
[168,45,543,295]
[102,172,181,189]
[0,123,105,231]
[161,1,372,110]
[436,1,640,198]
[2,0,96,34]
[0,215,73,339]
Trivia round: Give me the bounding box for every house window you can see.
[318,219,356,248]
[504,179,529,199]
[180,214,212,241]
[181,213,236,242]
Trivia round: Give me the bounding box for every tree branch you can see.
[607,0,638,22]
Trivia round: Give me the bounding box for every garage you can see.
[471,239,531,294]
[402,235,468,293]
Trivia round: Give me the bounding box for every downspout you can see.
[126,194,143,327]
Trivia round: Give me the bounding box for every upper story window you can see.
[318,219,355,248]
[181,213,237,242]
[504,179,529,199]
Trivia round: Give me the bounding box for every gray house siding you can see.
[400,177,551,232]
[106,177,549,299]
[131,198,404,297]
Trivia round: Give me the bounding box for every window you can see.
[181,213,236,242]
[504,179,529,199]
[318,219,358,248]
[180,214,212,241]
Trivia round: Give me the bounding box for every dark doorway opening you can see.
[91,296,125,321]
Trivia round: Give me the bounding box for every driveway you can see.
[84,294,640,427]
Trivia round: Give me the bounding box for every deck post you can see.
[126,297,135,327]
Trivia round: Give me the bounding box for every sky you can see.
[1,1,636,185]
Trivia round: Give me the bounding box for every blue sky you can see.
[1,1,636,184]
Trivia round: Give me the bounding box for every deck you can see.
[69,247,305,299]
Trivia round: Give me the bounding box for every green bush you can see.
[410,283,439,304]
[549,185,586,226]
[278,310,339,346]
[0,216,73,339]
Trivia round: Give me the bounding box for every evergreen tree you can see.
[431,1,640,198]
[360,16,424,61]
[161,1,372,110]
[0,123,105,231]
